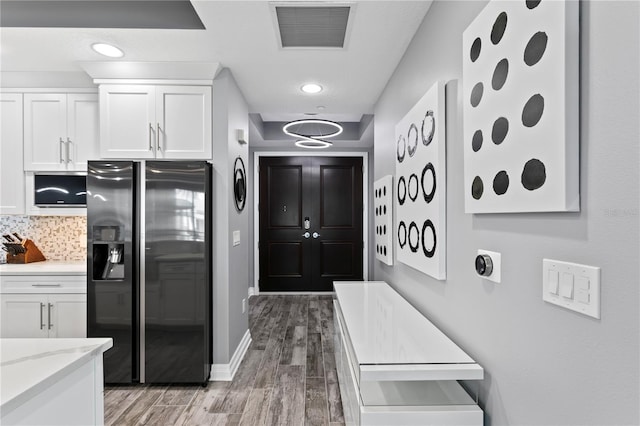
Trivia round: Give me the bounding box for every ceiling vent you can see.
[274,5,352,48]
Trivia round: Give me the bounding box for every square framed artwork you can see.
[463,0,579,213]
[395,81,446,280]
[374,175,393,266]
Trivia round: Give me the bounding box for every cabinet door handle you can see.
[40,303,46,330]
[156,123,162,152]
[149,123,154,152]
[66,137,72,163]
[48,303,53,330]
[59,138,65,163]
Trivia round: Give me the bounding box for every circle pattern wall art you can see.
[462,0,579,213]
[394,81,446,280]
[374,175,393,266]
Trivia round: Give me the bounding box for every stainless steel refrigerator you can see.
[87,160,212,384]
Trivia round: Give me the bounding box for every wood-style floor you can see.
[104,295,344,425]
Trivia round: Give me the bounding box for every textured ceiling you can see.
[0,1,432,145]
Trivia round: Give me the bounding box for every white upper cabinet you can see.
[100,84,212,160]
[0,93,25,214]
[99,85,156,159]
[156,86,212,159]
[67,94,100,170]
[23,93,99,171]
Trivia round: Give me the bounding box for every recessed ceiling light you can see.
[301,83,322,94]
[91,43,124,58]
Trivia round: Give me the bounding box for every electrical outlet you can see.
[242,298,246,314]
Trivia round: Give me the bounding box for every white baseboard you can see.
[210,329,252,381]
[248,286,256,297]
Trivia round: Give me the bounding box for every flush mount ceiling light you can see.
[283,119,343,149]
[301,83,323,94]
[91,43,124,58]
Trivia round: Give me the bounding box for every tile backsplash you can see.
[0,215,86,262]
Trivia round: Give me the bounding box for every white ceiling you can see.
[1,1,431,132]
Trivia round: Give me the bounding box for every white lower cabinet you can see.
[1,294,86,338]
[333,281,484,425]
[0,275,86,338]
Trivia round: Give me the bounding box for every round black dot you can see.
[470,82,484,107]
[492,117,509,144]
[472,176,484,200]
[522,94,544,127]
[383,225,386,235]
[471,130,483,152]
[491,12,508,45]
[521,159,546,190]
[470,37,482,62]
[526,0,542,9]
[383,205,387,214]
[383,186,386,196]
[524,31,548,66]
[493,171,510,195]
[492,58,509,90]
[383,246,387,256]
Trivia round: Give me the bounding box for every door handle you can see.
[156,123,162,152]
[302,232,310,239]
[48,303,53,330]
[40,303,46,330]
[59,138,65,163]
[149,123,154,151]
[312,232,320,239]
[66,138,72,163]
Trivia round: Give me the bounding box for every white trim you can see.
[0,88,97,93]
[93,79,213,86]
[209,329,252,381]
[259,291,335,296]
[253,151,369,295]
[248,286,256,297]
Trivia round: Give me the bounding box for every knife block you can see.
[6,239,46,264]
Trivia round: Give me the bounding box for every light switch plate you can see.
[233,230,241,246]
[477,249,501,283]
[543,259,600,319]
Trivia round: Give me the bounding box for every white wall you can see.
[211,68,249,364]
[373,1,639,424]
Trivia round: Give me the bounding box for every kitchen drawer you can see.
[1,275,86,294]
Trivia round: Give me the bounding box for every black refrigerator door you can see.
[87,161,138,383]
[144,161,212,384]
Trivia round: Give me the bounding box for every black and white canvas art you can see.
[463,0,579,213]
[374,175,393,266]
[395,81,446,280]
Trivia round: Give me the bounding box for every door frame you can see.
[253,151,369,295]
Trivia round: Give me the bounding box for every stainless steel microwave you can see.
[34,174,87,206]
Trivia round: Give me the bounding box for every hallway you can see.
[104,295,344,425]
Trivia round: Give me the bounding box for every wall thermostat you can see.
[475,254,493,276]
[476,249,502,283]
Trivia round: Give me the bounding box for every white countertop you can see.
[0,261,86,276]
[0,338,113,416]
[334,281,482,380]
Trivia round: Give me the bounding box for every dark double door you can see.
[259,156,363,292]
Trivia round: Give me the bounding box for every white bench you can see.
[333,281,484,425]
